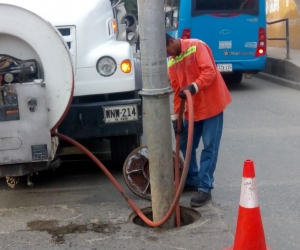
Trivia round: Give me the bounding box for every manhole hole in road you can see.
[129,206,201,228]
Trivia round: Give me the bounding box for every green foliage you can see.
[123,0,138,18]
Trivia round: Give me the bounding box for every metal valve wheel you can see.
[123,146,184,200]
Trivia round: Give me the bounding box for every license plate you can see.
[103,104,138,123]
[217,64,233,72]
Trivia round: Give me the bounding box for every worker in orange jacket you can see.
[166,33,232,207]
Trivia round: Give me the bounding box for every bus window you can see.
[192,0,258,16]
[165,0,179,31]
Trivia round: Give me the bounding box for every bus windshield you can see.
[192,0,259,16]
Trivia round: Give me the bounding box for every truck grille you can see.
[57,26,76,71]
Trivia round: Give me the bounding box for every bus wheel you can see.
[110,134,141,169]
[222,72,243,85]
[231,71,243,84]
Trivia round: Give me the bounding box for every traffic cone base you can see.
[223,248,270,250]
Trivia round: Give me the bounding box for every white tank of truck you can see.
[0,0,142,187]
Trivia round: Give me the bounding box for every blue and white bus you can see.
[165,0,266,84]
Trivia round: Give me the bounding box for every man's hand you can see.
[178,82,199,100]
[172,119,184,135]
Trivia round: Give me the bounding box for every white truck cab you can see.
[0,0,142,185]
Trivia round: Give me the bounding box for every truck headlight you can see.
[96,56,117,77]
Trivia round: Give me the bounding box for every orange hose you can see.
[174,100,185,227]
[52,90,194,227]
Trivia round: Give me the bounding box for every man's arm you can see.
[194,41,217,90]
[169,65,184,134]
[168,65,181,115]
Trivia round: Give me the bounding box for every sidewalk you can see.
[256,46,300,90]
[267,46,300,66]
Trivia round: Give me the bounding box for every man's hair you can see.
[166,33,174,46]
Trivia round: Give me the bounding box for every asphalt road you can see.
[216,76,300,250]
[0,76,299,249]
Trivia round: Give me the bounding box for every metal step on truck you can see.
[0,0,143,188]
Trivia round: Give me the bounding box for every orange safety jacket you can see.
[168,39,232,121]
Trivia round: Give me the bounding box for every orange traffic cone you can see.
[224,159,270,250]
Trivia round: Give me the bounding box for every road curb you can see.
[264,57,300,83]
[255,72,300,91]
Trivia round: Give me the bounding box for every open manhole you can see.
[129,206,201,228]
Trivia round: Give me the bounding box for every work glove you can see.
[178,82,199,100]
[171,114,184,135]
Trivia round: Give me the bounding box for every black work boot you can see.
[190,190,211,207]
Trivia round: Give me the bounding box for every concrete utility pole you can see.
[138,0,175,228]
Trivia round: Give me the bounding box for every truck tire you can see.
[110,134,141,169]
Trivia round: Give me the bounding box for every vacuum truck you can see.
[0,0,142,187]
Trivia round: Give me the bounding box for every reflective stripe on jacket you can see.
[168,39,232,121]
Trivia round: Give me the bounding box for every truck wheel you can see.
[110,134,141,169]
